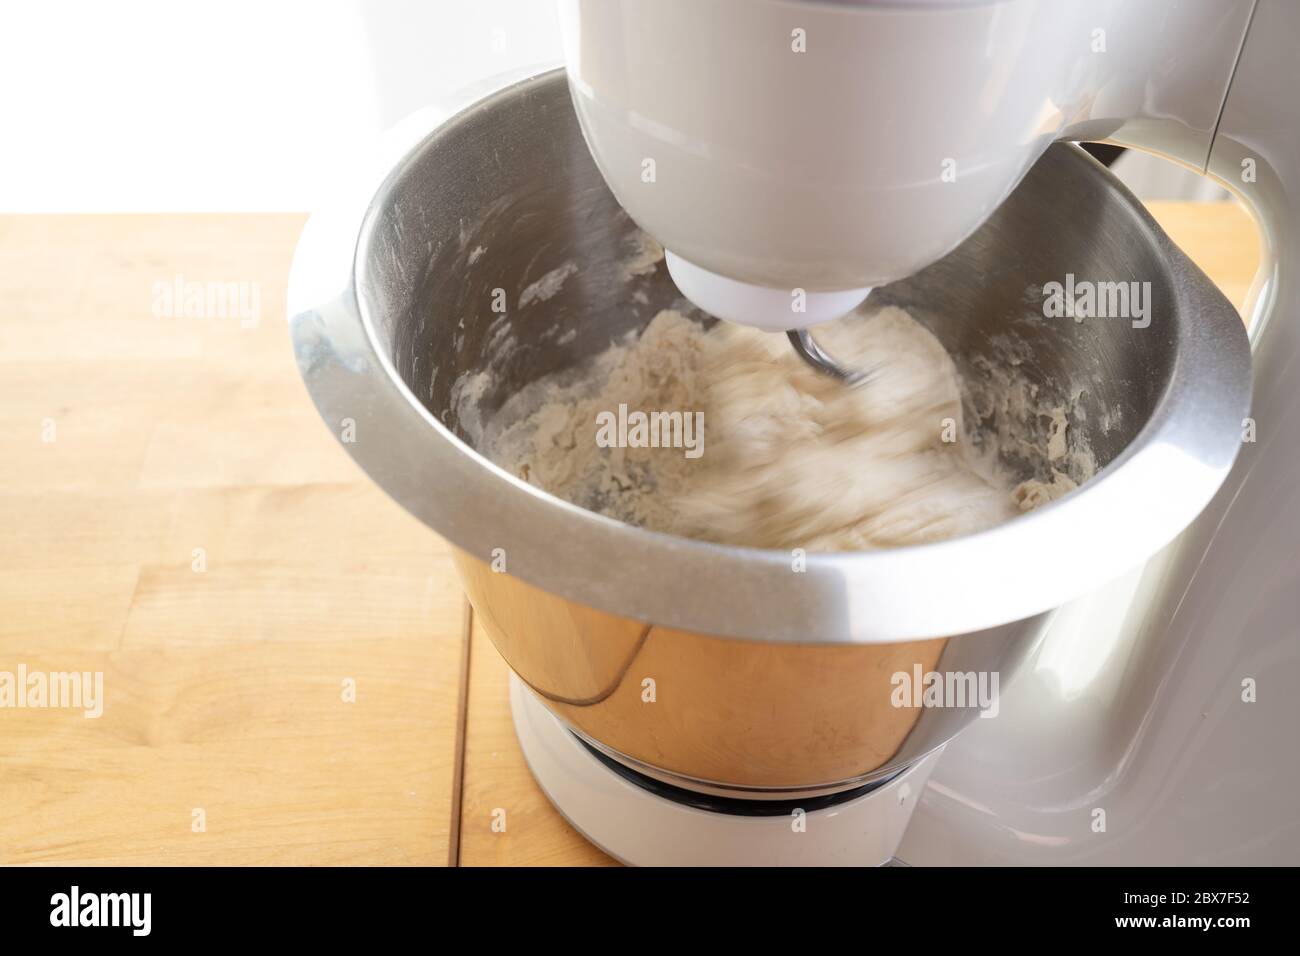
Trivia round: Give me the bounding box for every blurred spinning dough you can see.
[483,306,1062,551]
[680,307,1017,549]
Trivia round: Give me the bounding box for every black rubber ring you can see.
[574,734,902,817]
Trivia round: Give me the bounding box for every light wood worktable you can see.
[0,203,1258,866]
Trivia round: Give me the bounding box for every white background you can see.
[0,0,562,212]
[0,0,1218,212]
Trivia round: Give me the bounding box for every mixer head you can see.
[561,0,1048,384]
[559,0,1061,348]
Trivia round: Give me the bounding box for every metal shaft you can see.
[786,329,875,387]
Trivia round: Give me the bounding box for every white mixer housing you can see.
[560,0,1255,329]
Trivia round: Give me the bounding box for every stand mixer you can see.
[288,0,1299,864]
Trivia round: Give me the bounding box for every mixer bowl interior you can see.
[357,77,1176,493]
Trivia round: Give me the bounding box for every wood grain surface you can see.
[0,215,465,865]
[0,201,1260,866]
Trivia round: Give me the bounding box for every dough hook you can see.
[786,329,876,387]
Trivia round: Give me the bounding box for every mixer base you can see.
[509,674,941,866]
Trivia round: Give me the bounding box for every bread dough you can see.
[480,306,1078,551]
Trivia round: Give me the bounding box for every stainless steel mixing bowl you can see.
[289,69,1250,796]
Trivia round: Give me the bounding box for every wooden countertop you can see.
[0,202,1259,866]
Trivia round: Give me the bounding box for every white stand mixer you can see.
[538,0,1297,865]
